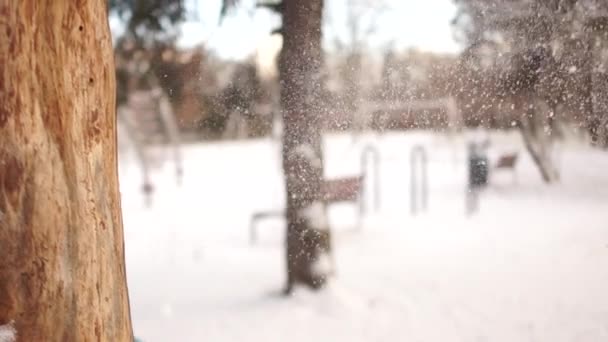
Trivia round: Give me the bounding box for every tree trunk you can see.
[280,0,333,293]
[519,123,559,183]
[0,1,133,341]
[518,101,559,183]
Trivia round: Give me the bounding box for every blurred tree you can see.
[452,0,608,182]
[274,0,334,293]
[114,0,333,291]
[108,0,187,43]
[0,1,132,340]
[381,49,408,101]
[109,0,188,104]
[250,0,333,292]
[342,0,387,129]
[111,1,267,140]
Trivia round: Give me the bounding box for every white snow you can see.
[120,131,608,342]
[298,201,328,230]
[0,322,16,342]
[293,143,322,169]
[311,251,333,276]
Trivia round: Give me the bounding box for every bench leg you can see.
[249,220,257,245]
[249,211,286,246]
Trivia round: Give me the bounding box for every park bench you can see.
[320,176,363,202]
[249,176,364,244]
[249,145,380,245]
[492,152,519,183]
[495,153,518,169]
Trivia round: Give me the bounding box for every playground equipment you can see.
[410,145,428,215]
[117,107,154,206]
[249,145,380,244]
[360,144,380,215]
[117,89,183,206]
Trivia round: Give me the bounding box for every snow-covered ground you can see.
[119,131,608,342]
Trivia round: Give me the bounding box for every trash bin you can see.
[468,143,488,188]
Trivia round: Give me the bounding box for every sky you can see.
[177,0,462,60]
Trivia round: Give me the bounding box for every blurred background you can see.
[109,1,608,341]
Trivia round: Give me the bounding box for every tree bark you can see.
[0,1,133,341]
[280,0,333,293]
[518,101,559,183]
[519,122,559,183]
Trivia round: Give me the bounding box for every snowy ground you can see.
[119,131,608,342]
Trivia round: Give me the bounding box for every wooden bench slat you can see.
[320,176,363,203]
[495,154,518,169]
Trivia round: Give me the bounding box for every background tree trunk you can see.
[519,118,560,183]
[280,0,333,293]
[517,97,560,183]
[0,1,133,340]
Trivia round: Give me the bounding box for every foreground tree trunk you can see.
[0,1,133,340]
[280,0,333,293]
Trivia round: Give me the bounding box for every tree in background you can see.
[240,0,334,292]
[109,0,188,106]
[452,0,608,182]
[0,1,132,340]
[109,0,186,43]
[112,0,272,140]
[271,0,334,293]
[329,0,390,130]
[380,50,406,101]
[113,0,333,292]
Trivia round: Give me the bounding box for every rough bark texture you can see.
[0,1,133,341]
[519,118,559,183]
[518,99,560,183]
[280,0,333,293]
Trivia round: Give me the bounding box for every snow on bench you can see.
[250,176,364,244]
